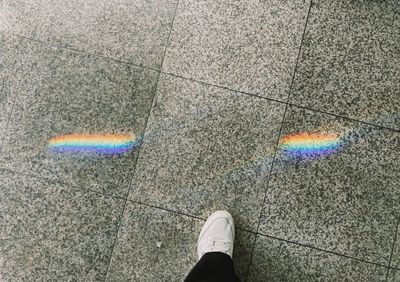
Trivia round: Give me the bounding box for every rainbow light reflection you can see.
[48,133,136,155]
[279,133,341,157]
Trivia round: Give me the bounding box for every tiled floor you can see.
[0,0,399,281]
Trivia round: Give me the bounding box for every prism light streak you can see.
[279,133,341,156]
[205,132,343,181]
[48,133,136,155]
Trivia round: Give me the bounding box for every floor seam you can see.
[244,92,288,281]
[161,70,288,104]
[244,1,313,280]
[0,166,128,201]
[102,73,160,282]
[103,0,181,279]
[0,236,25,242]
[9,33,400,133]
[13,33,160,73]
[0,77,23,155]
[2,170,394,272]
[286,102,400,133]
[1,166,397,275]
[102,75,159,281]
[256,231,391,270]
[126,199,207,222]
[0,1,396,280]
[386,216,400,280]
[120,195,398,271]
[0,166,64,184]
[160,70,400,133]
[122,200,279,238]
[160,0,180,69]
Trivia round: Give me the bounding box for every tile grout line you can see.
[0,77,23,155]
[12,33,160,73]
[0,164,209,226]
[0,165,132,201]
[102,0,181,279]
[105,189,400,273]
[3,31,398,277]
[256,231,393,270]
[386,216,400,280]
[0,236,25,242]
[102,78,159,281]
[10,33,400,133]
[0,5,395,280]
[286,102,400,133]
[162,70,287,104]
[244,1,313,280]
[127,199,206,222]
[117,194,400,273]
[2,165,398,273]
[0,166,127,200]
[162,71,400,133]
[88,180,400,273]
[102,76,158,280]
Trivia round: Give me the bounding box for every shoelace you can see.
[202,238,231,256]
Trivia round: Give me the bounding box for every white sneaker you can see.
[197,210,235,260]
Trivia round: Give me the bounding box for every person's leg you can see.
[185,211,241,282]
[185,252,240,282]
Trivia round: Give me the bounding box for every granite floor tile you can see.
[0,169,124,281]
[0,0,178,69]
[388,269,400,282]
[233,229,256,280]
[163,0,310,101]
[0,35,158,198]
[0,33,28,144]
[128,73,285,231]
[248,234,388,281]
[106,202,254,281]
[390,222,400,269]
[259,106,400,265]
[290,0,400,130]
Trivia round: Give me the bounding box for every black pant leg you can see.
[185,252,241,282]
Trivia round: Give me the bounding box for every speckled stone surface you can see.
[0,169,124,281]
[163,0,311,101]
[258,106,400,265]
[0,33,27,144]
[388,269,400,281]
[106,202,254,281]
[0,0,178,69]
[233,229,256,279]
[128,73,285,231]
[248,235,388,281]
[391,223,400,269]
[290,0,400,130]
[0,35,158,198]
[2,0,399,279]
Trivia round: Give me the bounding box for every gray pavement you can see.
[0,0,399,281]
